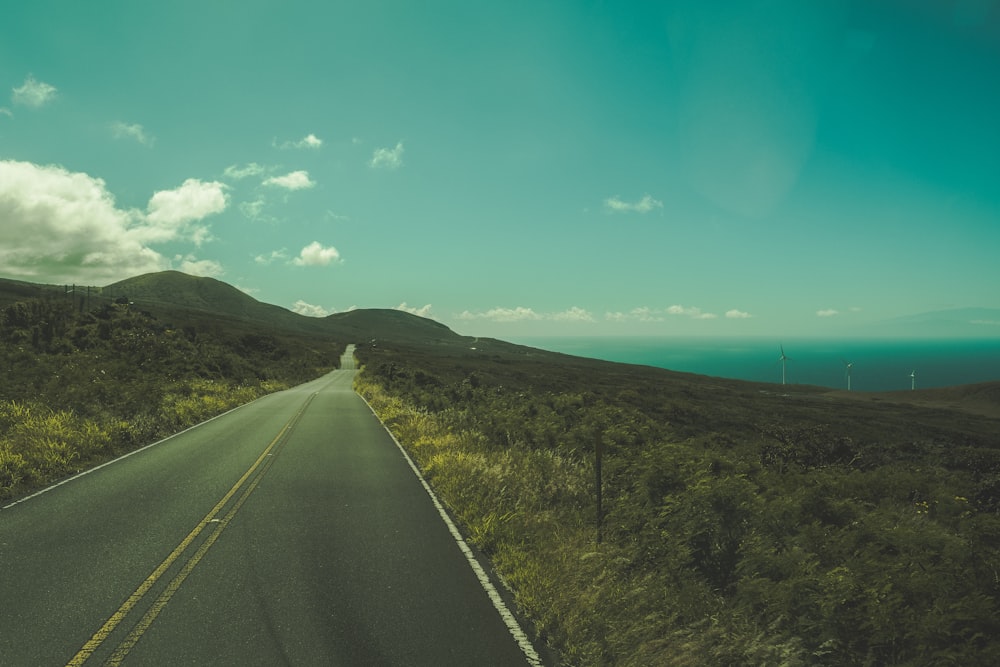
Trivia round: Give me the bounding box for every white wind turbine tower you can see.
[777,345,790,385]
[910,369,916,391]
[842,359,854,391]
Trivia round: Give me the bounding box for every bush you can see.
[354,341,1000,666]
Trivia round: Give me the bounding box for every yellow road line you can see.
[105,451,278,666]
[66,394,314,666]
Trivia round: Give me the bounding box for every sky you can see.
[2,0,999,338]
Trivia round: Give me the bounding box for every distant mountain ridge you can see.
[3,271,998,343]
[109,271,464,344]
[108,271,317,332]
[870,307,1000,337]
[0,271,467,346]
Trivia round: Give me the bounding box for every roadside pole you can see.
[595,433,603,544]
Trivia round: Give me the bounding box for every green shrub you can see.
[354,343,1000,666]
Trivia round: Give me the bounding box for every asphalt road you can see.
[0,346,545,666]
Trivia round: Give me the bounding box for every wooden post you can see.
[595,433,604,544]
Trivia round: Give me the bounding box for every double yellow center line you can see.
[67,393,315,666]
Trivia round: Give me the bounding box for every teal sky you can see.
[2,1,999,337]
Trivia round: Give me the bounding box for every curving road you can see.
[0,346,545,666]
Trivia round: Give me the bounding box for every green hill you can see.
[108,271,326,335]
[105,270,467,344]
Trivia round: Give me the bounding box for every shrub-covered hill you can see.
[354,338,1000,666]
[4,270,999,663]
[108,271,467,345]
[0,270,471,503]
[106,270,327,335]
[0,292,345,501]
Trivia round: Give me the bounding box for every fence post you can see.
[595,432,604,544]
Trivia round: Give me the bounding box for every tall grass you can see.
[354,360,1000,666]
[0,401,111,495]
[353,372,799,665]
[0,379,288,501]
[356,372,647,665]
[0,296,340,502]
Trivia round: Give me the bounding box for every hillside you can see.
[326,308,463,344]
[107,271,327,336]
[0,270,475,501]
[0,276,63,306]
[0,273,346,501]
[105,271,467,345]
[355,337,1000,665]
[3,271,1000,664]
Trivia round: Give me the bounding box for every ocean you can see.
[509,337,1000,392]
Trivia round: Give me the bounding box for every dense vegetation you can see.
[4,270,999,665]
[355,340,1000,666]
[0,295,344,500]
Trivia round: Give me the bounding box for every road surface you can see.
[0,346,545,665]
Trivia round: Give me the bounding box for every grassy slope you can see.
[5,272,1000,664]
[0,283,345,501]
[355,338,1000,666]
[0,270,465,502]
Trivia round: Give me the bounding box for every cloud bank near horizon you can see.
[0,159,226,284]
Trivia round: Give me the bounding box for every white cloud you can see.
[276,134,324,149]
[631,306,664,322]
[144,179,228,245]
[458,306,596,323]
[224,163,266,180]
[604,194,663,214]
[606,306,751,323]
[296,134,323,149]
[552,306,595,322]
[459,307,542,322]
[0,160,163,283]
[263,170,315,190]
[817,309,839,317]
[292,241,341,266]
[603,307,663,322]
[12,75,57,108]
[0,160,231,284]
[146,179,228,226]
[175,255,224,277]
[370,142,404,169]
[667,304,717,319]
[395,302,433,318]
[111,121,154,146]
[254,249,288,265]
[292,300,333,317]
[0,107,12,117]
[240,198,267,220]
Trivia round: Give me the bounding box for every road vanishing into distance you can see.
[0,346,546,666]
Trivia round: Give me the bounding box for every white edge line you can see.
[357,392,544,667]
[2,398,258,511]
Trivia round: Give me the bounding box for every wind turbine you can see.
[777,345,790,385]
[910,369,916,391]
[842,359,854,391]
